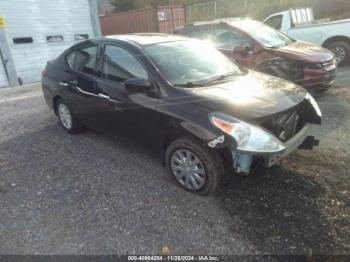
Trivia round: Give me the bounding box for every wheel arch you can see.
[162,124,202,153]
[162,121,233,171]
[322,36,350,47]
[52,95,62,116]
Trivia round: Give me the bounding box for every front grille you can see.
[322,59,336,68]
[323,68,337,84]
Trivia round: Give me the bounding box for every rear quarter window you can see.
[66,52,76,69]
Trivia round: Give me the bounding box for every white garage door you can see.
[0,54,8,88]
[0,0,96,85]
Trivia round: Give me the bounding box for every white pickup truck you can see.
[264,8,350,65]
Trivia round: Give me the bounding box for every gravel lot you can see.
[0,68,349,255]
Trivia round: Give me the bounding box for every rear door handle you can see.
[60,81,78,87]
[59,81,69,87]
[97,93,110,99]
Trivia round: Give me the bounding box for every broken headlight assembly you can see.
[209,112,285,154]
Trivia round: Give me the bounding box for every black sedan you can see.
[42,34,322,195]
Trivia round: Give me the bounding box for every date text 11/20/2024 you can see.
[127,256,219,261]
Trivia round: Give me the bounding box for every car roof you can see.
[102,33,190,46]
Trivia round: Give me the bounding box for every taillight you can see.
[42,68,48,77]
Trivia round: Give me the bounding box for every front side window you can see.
[74,44,98,74]
[144,40,242,86]
[102,45,147,82]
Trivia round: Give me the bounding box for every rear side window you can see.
[76,45,98,74]
[213,29,243,49]
[188,28,215,41]
[66,44,98,74]
[188,28,244,49]
[102,45,147,82]
[265,15,283,30]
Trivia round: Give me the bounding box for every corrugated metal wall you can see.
[0,0,98,85]
[158,6,186,33]
[100,8,158,35]
[100,5,186,35]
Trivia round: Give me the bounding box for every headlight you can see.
[305,93,322,117]
[209,112,286,154]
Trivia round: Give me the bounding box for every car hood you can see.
[269,41,334,63]
[185,70,307,120]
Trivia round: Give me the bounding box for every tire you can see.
[56,99,84,134]
[165,137,224,195]
[325,41,350,66]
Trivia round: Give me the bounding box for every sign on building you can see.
[0,17,5,28]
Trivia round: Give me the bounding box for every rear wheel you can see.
[165,137,224,195]
[326,41,350,66]
[56,99,84,134]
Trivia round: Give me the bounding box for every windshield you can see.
[235,20,293,48]
[143,40,242,86]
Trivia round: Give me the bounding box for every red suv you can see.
[175,19,337,91]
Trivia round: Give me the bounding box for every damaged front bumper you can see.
[232,124,319,174]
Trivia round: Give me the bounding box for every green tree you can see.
[110,0,135,11]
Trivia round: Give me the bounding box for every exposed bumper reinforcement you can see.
[266,124,312,167]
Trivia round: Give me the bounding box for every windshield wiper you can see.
[174,72,237,88]
[173,82,206,88]
[200,71,237,85]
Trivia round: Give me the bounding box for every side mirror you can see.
[125,78,152,93]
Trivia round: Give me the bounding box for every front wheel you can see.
[56,99,84,134]
[165,137,224,195]
[326,41,350,66]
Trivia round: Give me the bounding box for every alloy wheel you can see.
[331,46,347,64]
[170,149,206,191]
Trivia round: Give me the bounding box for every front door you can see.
[94,44,159,145]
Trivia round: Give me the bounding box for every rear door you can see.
[61,42,101,125]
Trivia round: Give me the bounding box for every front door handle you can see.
[97,93,123,104]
